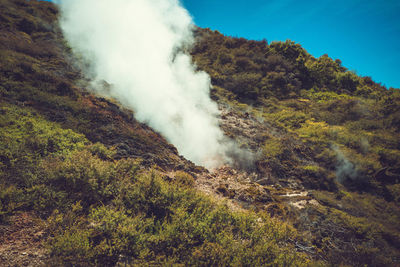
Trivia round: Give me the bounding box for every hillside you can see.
[0,0,399,266]
[191,28,400,265]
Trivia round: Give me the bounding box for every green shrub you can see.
[174,171,195,188]
[45,170,309,266]
[39,150,133,212]
[0,184,24,222]
[0,104,88,187]
[296,119,331,143]
[264,108,308,129]
[50,229,92,265]
[263,137,284,158]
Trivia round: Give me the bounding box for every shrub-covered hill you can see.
[191,28,400,265]
[0,0,202,172]
[0,1,311,266]
[192,28,400,193]
[0,0,399,266]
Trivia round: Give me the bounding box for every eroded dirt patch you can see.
[0,212,48,267]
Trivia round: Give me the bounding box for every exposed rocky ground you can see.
[193,106,321,217]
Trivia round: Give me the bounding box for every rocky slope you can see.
[1,0,399,266]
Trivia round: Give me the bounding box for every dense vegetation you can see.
[0,104,308,266]
[192,28,400,265]
[0,0,399,266]
[192,28,400,193]
[0,0,309,265]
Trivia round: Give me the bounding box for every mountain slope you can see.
[0,0,399,266]
[0,1,310,266]
[191,28,400,265]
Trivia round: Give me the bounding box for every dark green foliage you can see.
[0,103,307,265]
[226,72,262,99]
[192,29,387,102]
[0,105,87,186]
[46,173,307,266]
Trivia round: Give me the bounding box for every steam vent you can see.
[0,0,399,266]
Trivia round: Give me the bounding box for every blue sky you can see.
[182,0,400,89]
[46,0,399,88]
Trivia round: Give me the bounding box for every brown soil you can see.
[0,212,48,267]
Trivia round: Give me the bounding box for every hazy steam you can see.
[332,145,358,183]
[58,0,234,168]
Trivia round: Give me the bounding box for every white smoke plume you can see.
[58,0,233,169]
[332,145,358,183]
